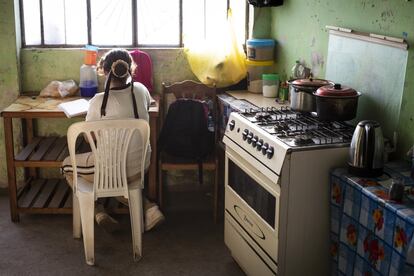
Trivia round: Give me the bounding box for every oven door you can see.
[224,146,280,276]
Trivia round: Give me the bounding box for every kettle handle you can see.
[365,124,375,169]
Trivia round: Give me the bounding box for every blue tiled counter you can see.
[330,162,414,275]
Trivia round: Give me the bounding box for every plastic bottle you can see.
[80,46,98,97]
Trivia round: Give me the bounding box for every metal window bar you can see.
[20,0,248,48]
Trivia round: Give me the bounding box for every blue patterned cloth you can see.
[330,161,414,276]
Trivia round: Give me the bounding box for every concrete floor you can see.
[0,190,244,275]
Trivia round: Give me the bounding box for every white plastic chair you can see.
[67,119,150,265]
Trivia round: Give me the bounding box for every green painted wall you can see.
[254,0,414,157]
[0,0,21,187]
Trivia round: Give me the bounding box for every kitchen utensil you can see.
[314,83,361,121]
[348,120,384,177]
[288,78,332,112]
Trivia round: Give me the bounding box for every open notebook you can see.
[58,98,89,118]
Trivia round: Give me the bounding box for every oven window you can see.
[228,160,276,228]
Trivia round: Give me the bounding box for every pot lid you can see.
[315,83,358,97]
[291,78,331,88]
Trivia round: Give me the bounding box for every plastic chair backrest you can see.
[67,119,150,200]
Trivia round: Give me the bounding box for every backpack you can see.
[158,99,215,183]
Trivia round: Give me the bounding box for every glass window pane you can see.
[183,0,227,45]
[230,0,247,45]
[91,0,132,46]
[43,0,65,44]
[205,0,227,42]
[183,0,205,43]
[64,0,87,45]
[22,0,41,45]
[137,0,179,45]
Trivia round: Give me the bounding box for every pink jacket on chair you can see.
[130,50,153,93]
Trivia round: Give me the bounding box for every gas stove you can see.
[237,107,355,148]
[223,106,354,276]
[223,106,355,179]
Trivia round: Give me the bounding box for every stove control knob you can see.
[267,146,274,159]
[262,143,269,155]
[256,139,263,151]
[229,120,235,131]
[242,129,249,140]
[247,132,253,144]
[252,135,258,147]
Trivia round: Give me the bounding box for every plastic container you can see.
[246,59,274,93]
[80,47,98,97]
[262,74,279,98]
[246,39,275,61]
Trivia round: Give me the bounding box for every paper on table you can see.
[58,98,89,118]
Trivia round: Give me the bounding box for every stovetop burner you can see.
[239,107,355,147]
[293,134,314,146]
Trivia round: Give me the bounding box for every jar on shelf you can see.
[262,74,279,98]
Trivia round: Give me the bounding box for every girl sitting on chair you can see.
[62,48,164,233]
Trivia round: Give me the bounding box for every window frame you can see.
[19,0,250,48]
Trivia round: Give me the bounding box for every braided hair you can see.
[97,49,138,118]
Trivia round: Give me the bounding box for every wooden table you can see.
[1,96,159,222]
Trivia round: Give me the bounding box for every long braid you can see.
[101,71,113,117]
[129,69,139,119]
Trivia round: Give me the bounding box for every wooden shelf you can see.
[15,136,91,167]
[17,178,129,215]
[17,178,72,213]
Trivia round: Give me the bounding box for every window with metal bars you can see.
[20,0,249,48]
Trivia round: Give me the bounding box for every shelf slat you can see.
[44,137,67,161]
[32,179,59,208]
[15,160,63,167]
[56,137,85,162]
[15,137,42,161]
[63,192,72,208]
[15,136,91,167]
[48,180,70,208]
[30,137,57,161]
[16,178,128,214]
[18,179,45,208]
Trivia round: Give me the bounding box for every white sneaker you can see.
[145,205,165,231]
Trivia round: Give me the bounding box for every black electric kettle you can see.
[348,120,384,177]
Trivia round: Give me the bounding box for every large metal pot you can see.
[288,78,332,112]
[314,83,361,121]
